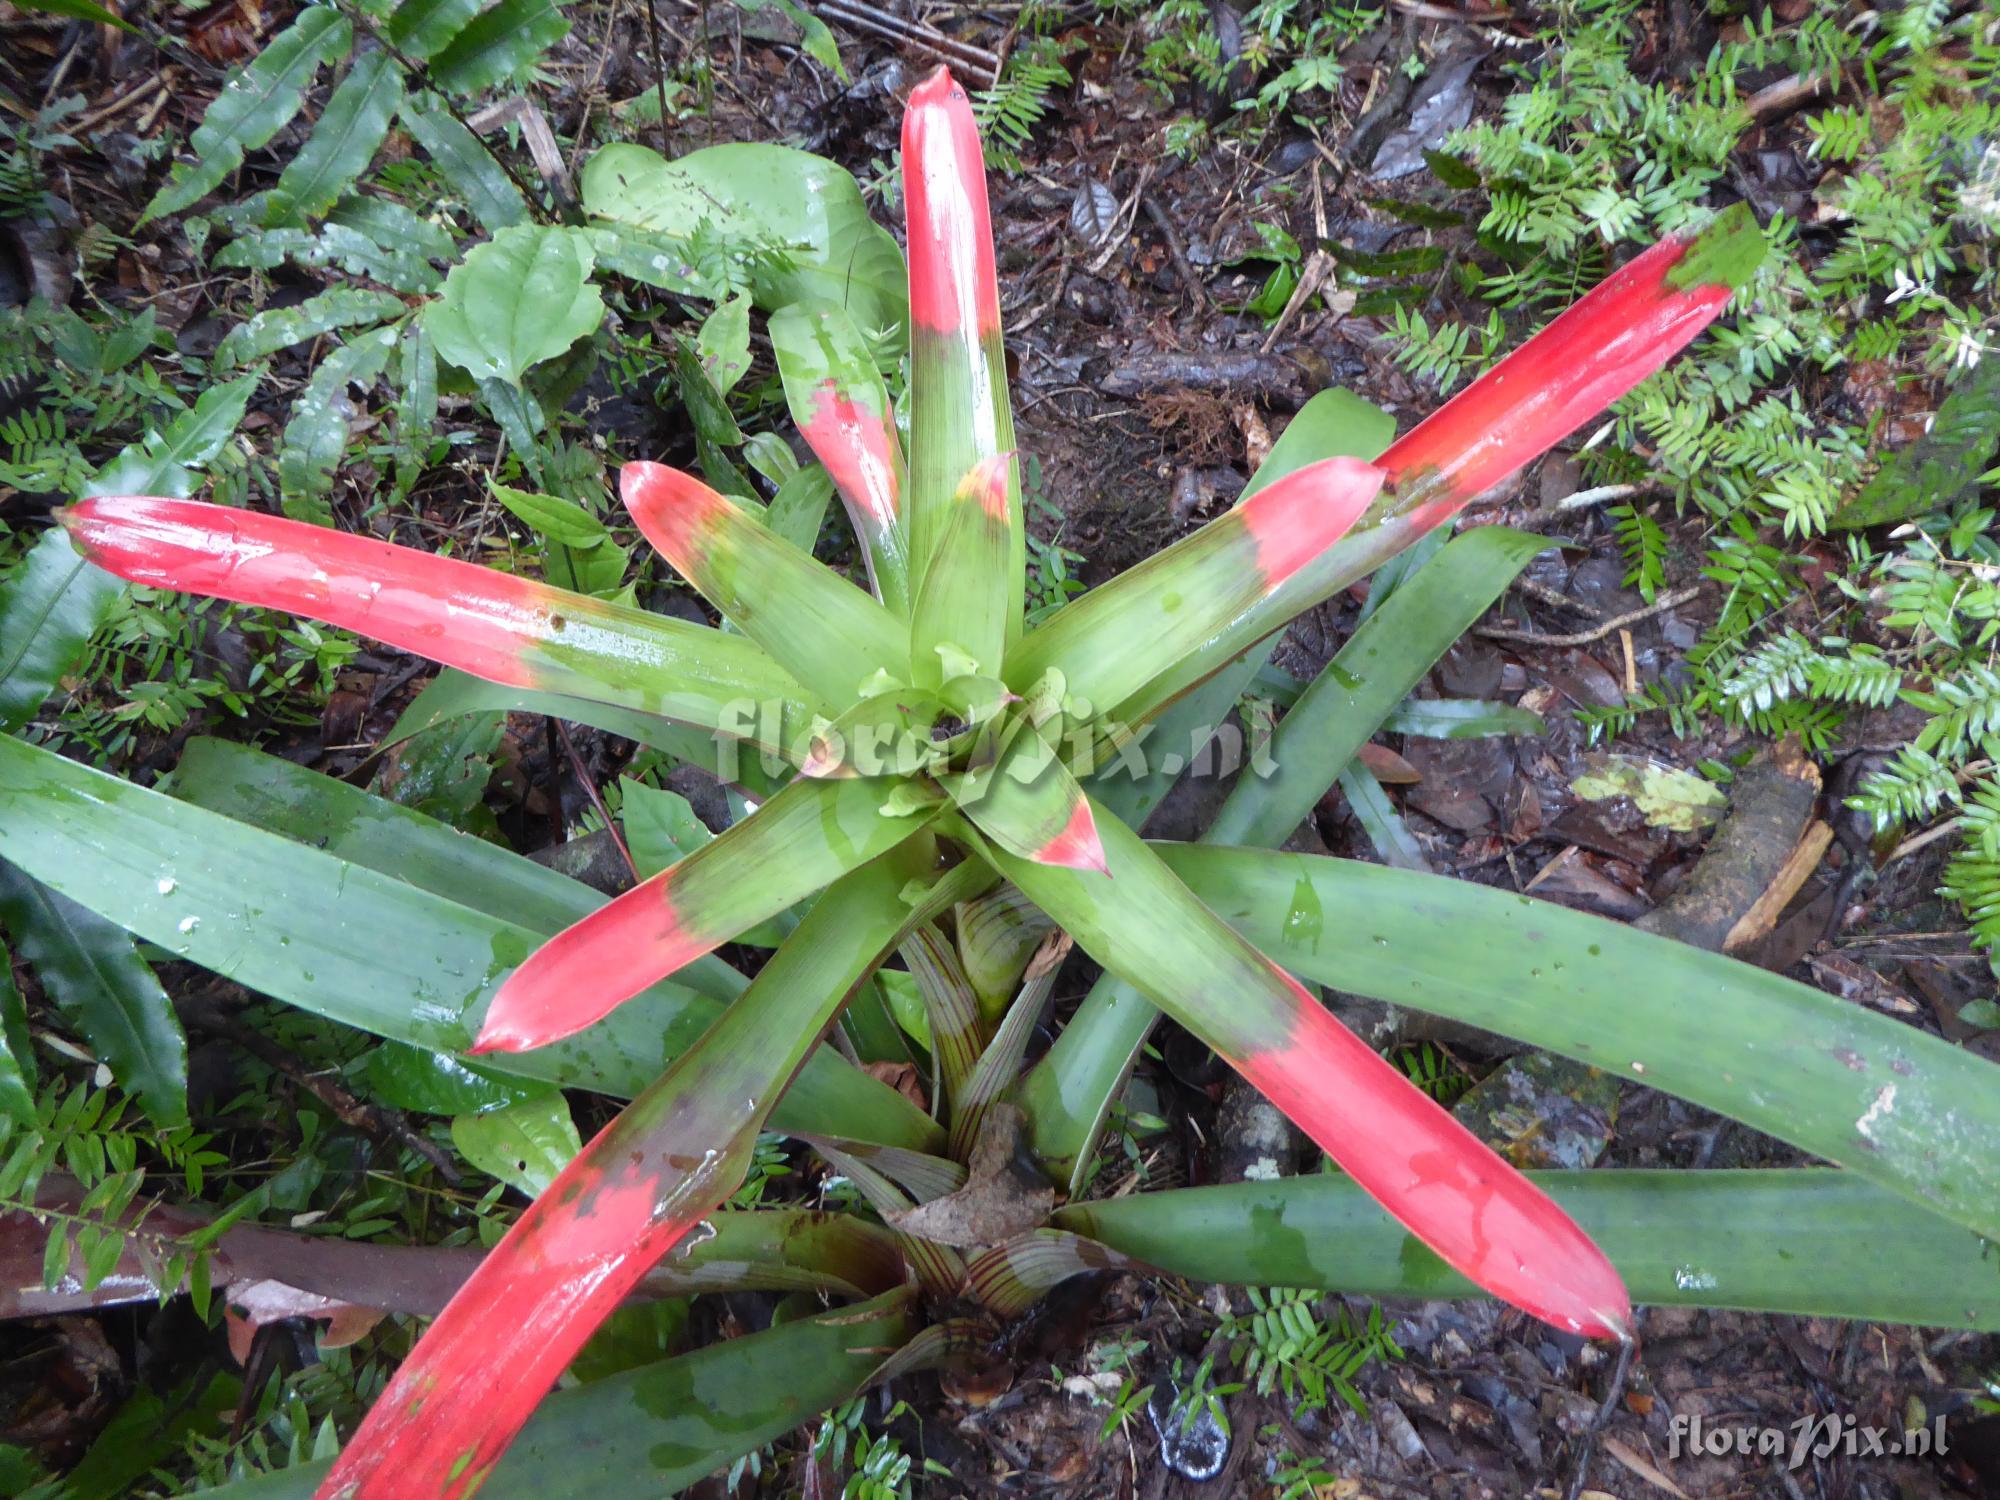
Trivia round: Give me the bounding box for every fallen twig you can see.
[1476,583,1700,646]
[811,0,1000,84]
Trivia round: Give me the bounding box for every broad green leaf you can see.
[399,96,528,231]
[425,225,603,387]
[0,734,939,1149]
[490,482,609,547]
[273,50,404,221]
[215,287,405,370]
[429,0,568,95]
[143,7,351,222]
[578,223,719,300]
[187,1288,918,1499]
[171,736,747,1005]
[0,938,35,1131]
[386,0,482,58]
[277,324,399,522]
[359,1039,550,1115]
[581,141,907,333]
[89,374,258,498]
[1161,844,2000,1244]
[0,529,122,733]
[1059,1171,2000,1332]
[0,862,187,1129]
[730,0,845,78]
[214,221,440,294]
[697,293,752,395]
[451,1093,581,1195]
[330,192,457,263]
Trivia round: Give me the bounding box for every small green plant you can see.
[1222,1289,1401,1415]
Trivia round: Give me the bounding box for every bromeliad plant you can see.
[13,65,2000,1500]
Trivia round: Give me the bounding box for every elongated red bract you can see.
[65,497,553,687]
[1378,220,1745,528]
[902,68,1000,339]
[803,383,901,529]
[1034,798,1110,874]
[1237,966,1630,1338]
[1238,455,1386,591]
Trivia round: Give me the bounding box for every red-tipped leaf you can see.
[1006,455,1386,717]
[910,452,1015,682]
[979,808,1632,1342]
[621,461,910,702]
[62,497,821,762]
[473,775,934,1053]
[770,301,913,613]
[316,852,929,1500]
[901,66,1025,646]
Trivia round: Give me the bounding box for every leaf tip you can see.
[1033,798,1110,875]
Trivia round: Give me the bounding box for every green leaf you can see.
[581,141,907,332]
[1337,761,1429,871]
[428,0,568,95]
[0,733,938,1150]
[273,50,405,221]
[216,287,406,370]
[184,1288,917,1499]
[1208,526,1549,846]
[89,375,258,498]
[1834,355,2000,527]
[0,862,187,1129]
[730,0,845,78]
[1161,844,2000,1244]
[490,482,609,547]
[0,938,36,1131]
[697,293,753,395]
[386,0,482,58]
[451,1093,581,1194]
[766,463,837,556]
[425,225,603,387]
[1380,697,1546,739]
[278,324,400,521]
[142,7,352,222]
[0,529,123,733]
[358,1040,550,1115]
[15,0,134,30]
[171,736,747,1005]
[1059,1171,2000,1332]
[399,96,529,231]
[331,192,456,262]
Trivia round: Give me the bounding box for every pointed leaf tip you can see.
[902,63,1000,339]
[621,458,732,565]
[1666,201,1766,294]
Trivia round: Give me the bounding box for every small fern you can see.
[1851,745,1963,831]
[972,58,1071,173]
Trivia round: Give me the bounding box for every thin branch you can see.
[1477,584,1701,647]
